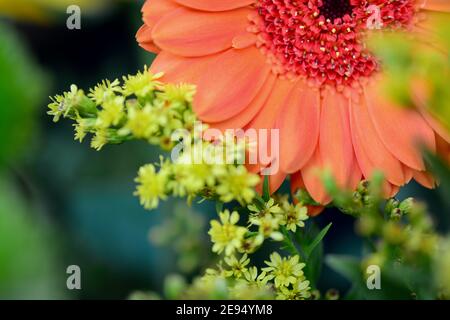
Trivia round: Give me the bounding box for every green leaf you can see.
[294,223,326,287]
[325,255,362,283]
[340,261,427,300]
[252,194,266,211]
[262,175,270,202]
[215,201,223,214]
[304,223,332,258]
[0,22,47,166]
[304,240,323,288]
[244,231,259,239]
[0,176,66,298]
[280,226,302,257]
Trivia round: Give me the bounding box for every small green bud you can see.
[352,191,362,203]
[385,198,400,215]
[362,195,372,206]
[75,93,97,117]
[325,289,339,300]
[357,180,370,194]
[399,197,415,214]
[390,208,403,221]
[163,274,187,300]
[295,189,318,206]
[310,289,321,300]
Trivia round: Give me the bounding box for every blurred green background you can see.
[0,0,177,299]
[0,0,448,299]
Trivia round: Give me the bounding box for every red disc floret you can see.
[255,0,416,87]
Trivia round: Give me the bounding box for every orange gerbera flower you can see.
[136,0,450,207]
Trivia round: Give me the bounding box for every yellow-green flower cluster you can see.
[134,160,259,210]
[209,210,247,256]
[50,66,450,301]
[181,260,275,300]
[223,254,250,278]
[204,196,312,300]
[327,177,442,272]
[318,173,450,299]
[262,252,311,299]
[134,163,169,210]
[215,166,260,204]
[197,251,310,300]
[248,197,309,246]
[49,68,260,208]
[48,67,196,151]
[355,196,440,268]
[262,252,305,288]
[208,196,310,258]
[278,196,309,232]
[182,268,274,300]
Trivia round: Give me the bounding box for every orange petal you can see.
[350,95,405,186]
[150,51,216,84]
[136,25,160,53]
[142,0,180,28]
[245,78,297,173]
[291,172,325,216]
[350,108,377,180]
[246,78,297,130]
[349,127,399,197]
[277,82,320,173]
[436,133,450,163]
[174,0,254,11]
[307,206,325,217]
[420,0,450,12]
[291,171,305,194]
[402,165,414,184]
[193,47,271,122]
[211,73,277,131]
[152,7,252,57]
[232,33,257,49]
[301,148,332,205]
[255,169,287,194]
[348,157,362,191]
[413,170,436,188]
[385,184,400,198]
[138,0,180,53]
[365,84,435,171]
[319,90,354,188]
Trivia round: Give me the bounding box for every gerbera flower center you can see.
[320,0,353,21]
[254,0,417,88]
